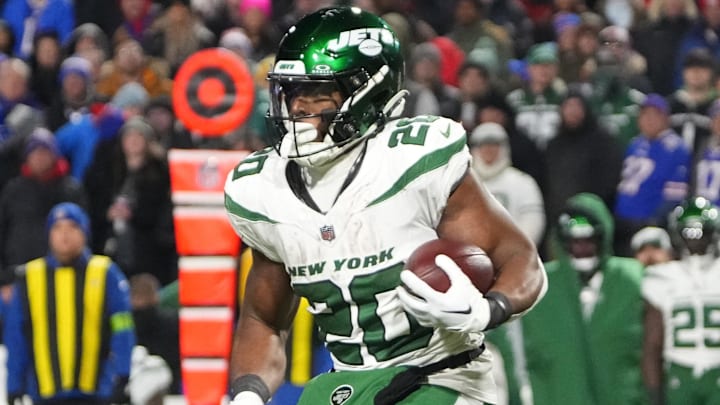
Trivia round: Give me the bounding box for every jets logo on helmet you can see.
[326,28,396,54]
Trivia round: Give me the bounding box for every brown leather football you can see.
[405,238,495,293]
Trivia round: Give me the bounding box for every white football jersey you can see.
[642,258,720,375]
[224,115,496,402]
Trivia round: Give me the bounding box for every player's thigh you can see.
[297,368,470,405]
[700,367,720,405]
[666,363,698,405]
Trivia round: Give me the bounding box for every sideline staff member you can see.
[4,202,135,405]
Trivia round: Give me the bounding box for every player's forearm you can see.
[229,316,289,396]
[490,250,546,316]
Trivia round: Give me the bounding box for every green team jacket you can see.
[519,193,646,405]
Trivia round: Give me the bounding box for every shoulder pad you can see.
[381,115,467,149]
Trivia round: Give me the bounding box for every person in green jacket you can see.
[518,192,646,405]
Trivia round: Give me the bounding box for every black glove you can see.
[7,393,23,405]
[109,375,130,404]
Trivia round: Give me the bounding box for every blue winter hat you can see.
[641,93,670,115]
[59,56,92,83]
[24,127,60,158]
[553,12,581,35]
[46,202,90,238]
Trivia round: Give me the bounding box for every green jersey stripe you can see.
[224,194,279,224]
[367,137,467,207]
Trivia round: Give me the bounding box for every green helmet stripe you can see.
[368,137,467,207]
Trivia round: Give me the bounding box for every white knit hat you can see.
[470,122,508,146]
[630,226,672,252]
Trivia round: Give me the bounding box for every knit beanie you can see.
[46,202,90,238]
[59,56,92,83]
[24,127,60,158]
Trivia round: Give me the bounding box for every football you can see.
[405,238,495,293]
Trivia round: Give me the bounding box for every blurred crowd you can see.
[2,0,720,402]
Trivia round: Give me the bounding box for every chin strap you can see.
[383,89,409,118]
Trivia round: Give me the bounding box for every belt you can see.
[374,344,486,405]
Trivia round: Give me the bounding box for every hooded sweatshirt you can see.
[519,193,646,405]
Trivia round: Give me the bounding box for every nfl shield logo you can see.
[320,225,335,241]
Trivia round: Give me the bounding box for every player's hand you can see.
[229,391,266,405]
[396,254,491,333]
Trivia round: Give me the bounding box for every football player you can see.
[642,196,720,405]
[511,193,646,405]
[223,7,546,405]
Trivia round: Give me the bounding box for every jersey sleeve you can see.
[376,115,471,208]
[641,263,674,308]
[223,151,284,263]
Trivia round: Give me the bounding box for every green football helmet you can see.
[266,7,405,163]
[668,196,720,256]
[557,212,602,243]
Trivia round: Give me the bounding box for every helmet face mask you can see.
[669,197,720,257]
[265,7,405,166]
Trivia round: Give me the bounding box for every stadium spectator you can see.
[447,0,513,78]
[0,57,42,191]
[112,0,157,45]
[45,55,96,131]
[553,12,584,84]
[674,0,720,89]
[0,20,15,56]
[142,0,216,77]
[585,25,647,148]
[234,0,280,64]
[96,38,172,99]
[544,90,624,243]
[457,61,500,131]
[668,48,717,163]
[1,0,75,59]
[64,22,111,62]
[143,95,194,150]
[104,117,177,286]
[28,31,62,107]
[632,0,697,95]
[630,226,674,266]
[614,93,691,257]
[470,122,546,246]
[403,41,462,120]
[0,128,86,290]
[507,41,566,151]
[476,92,545,186]
[81,83,149,253]
[693,98,720,204]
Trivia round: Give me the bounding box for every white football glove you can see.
[396,254,491,334]
[229,391,266,405]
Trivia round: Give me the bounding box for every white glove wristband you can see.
[397,254,492,333]
[230,391,265,405]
